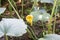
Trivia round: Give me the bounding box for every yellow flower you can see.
[26,15,33,26]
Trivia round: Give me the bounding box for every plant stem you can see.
[22,0,23,17]
[41,21,45,35]
[27,29,36,40]
[48,0,57,33]
[11,0,18,10]
[53,6,57,33]
[50,0,57,18]
[5,34,8,40]
[44,3,46,9]
[0,0,1,7]
[8,4,13,17]
[34,0,37,6]
[6,35,8,40]
[30,0,38,12]
[8,0,21,19]
[29,27,38,40]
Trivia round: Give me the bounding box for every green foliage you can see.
[30,11,40,22]
[31,0,54,4]
[1,0,60,40]
[57,0,60,5]
[30,8,50,22]
[38,38,45,40]
[40,13,50,21]
[0,18,27,37]
[31,0,40,2]
[0,0,1,6]
[38,34,60,40]
[0,8,6,14]
[40,0,54,4]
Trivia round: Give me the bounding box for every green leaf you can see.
[41,13,50,21]
[38,38,45,40]
[33,7,46,13]
[40,0,54,4]
[0,18,27,37]
[38,34,60,40]
[57,0,60,6]
[0,8,6,14]
[33,6,40,11]
[0,30,4,37]
[31,0,40,2]
[31,0,54,4]
[30,8,50,22]
[30,11,40,22]
[39,8,47,14]
[44,34,60,40]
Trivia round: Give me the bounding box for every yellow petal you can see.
[26,15,33,26]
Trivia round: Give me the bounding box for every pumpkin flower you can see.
[26,15,33,26]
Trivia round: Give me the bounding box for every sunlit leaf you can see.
[33,6,40,11]
[31,0,54,4]
[30,8,50,22]
[38,38,45,40]
[33,7,46,13]
[57,0,60,5]
[38,34,60,40]
[0,30,4,37]
[40,13,50,21]
[30,11,40,22]
[39,8,47,14]
[0,18,27,37]
[0,8,6,14]
[31,0,40,2]
[40,0,54,4]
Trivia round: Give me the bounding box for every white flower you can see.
[0,8,6,14]
[0,18,27,37]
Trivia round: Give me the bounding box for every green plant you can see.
[48,0,57,33]
[0,0,1,6]
[8,0,21,19]
[0,18,27,40]
[1,0,60,40]
[38,34,60,40]
[0,8,6,14]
